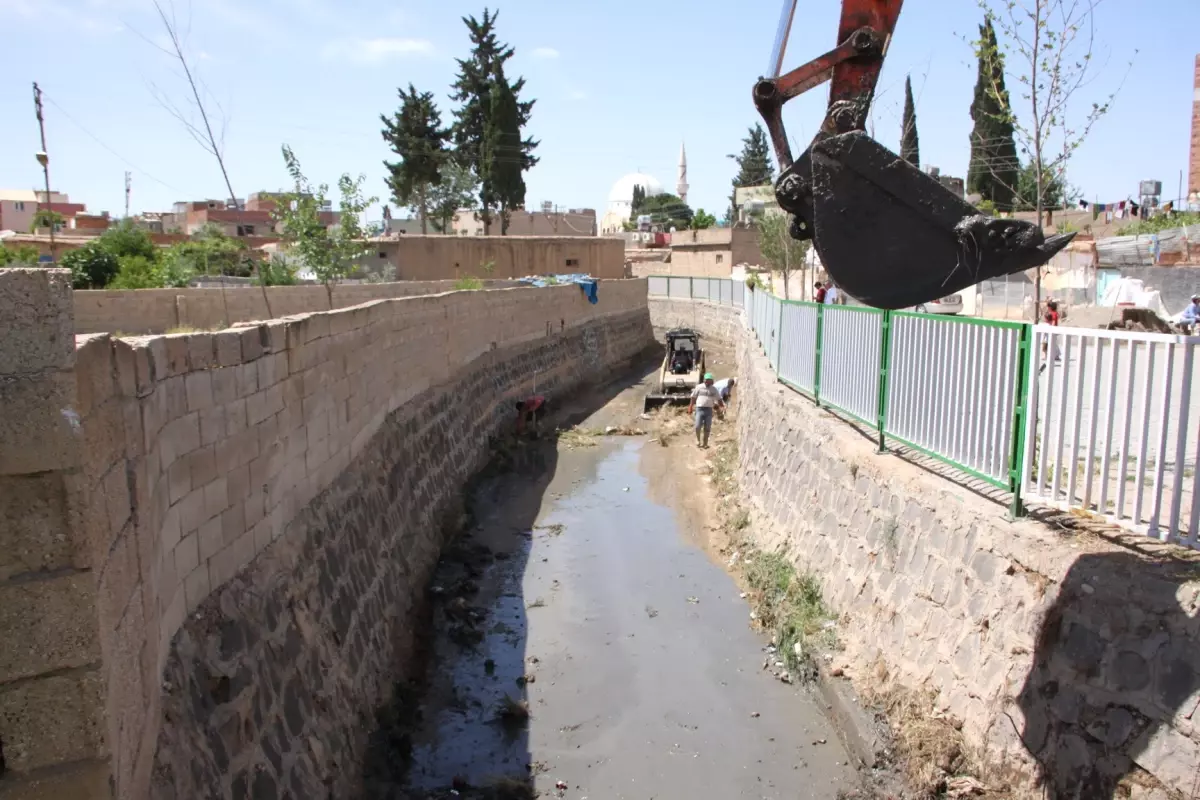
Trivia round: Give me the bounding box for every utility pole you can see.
[32,82,55,262]
[125,171,132,218]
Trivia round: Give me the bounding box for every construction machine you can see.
[644,329,705,412]
[753,0,1074,309]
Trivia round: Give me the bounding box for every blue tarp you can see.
[516,274,599,304]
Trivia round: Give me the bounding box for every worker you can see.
[1182,295,1200,334]
[712,376,736,402]
[814,282,827,304]
[515,395,546,437]
[688,373,726,449]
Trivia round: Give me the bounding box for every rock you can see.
[751,711,761,718]
[793,642,804,660]
[830,667,845,677]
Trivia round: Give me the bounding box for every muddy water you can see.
[394,430,856,799]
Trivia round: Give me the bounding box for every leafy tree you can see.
[691,209,717,230]
[108,255,162,290]
[967,16,1019,212]
[99,220,159,262]
[164,224,251,277]
[271,145,377,303]
[60,241,120,289]
[29,209,65,233]
[1013,161,1068,211]
[729,123,776,220]
[428,162,480,233]
[257,254,299,287]
[900,76,920,167]
[636,193,693,231]
[484,64,527,234]
[756,213,809,300]
[631,184,646,213]
[450,8,538,232]
[381,84,451,234]
[975,0,1130,318]
[0,244,41,267]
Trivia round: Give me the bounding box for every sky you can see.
[1,0,1197,224]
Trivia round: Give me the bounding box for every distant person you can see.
[688,373,725,449]
[814,282,827,304]
[824,284,840,305]
[1039,300,1062,373]
[1181,295,1200,334]
[515,395,546,437]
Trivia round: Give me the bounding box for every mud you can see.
[361,348,857,799]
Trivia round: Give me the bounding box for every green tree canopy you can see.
[450,8,537,231]
[756,212,809,300]
[900,75,920,167]
[730,123,776,220]
[967,15,1019,212]
[0,243,41,267]
[381,84,450,234]
[60,242,119,289]
[634,193,693,231]
[484,64,527,234]
[690,209,717,230]
[428,162,480,234]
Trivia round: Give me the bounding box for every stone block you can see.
[240,325,265,362]
[0,573,100,684]
[0,268,74,376]
[198,515,224,562]
[214,330,243,367]
[186,334,215,370]
[189,444,218,490]
[74,336,114,416]
[183,562,211,611]
[175,531,200,577]
[0,472,84,581]
[185,370,214,412]
[212,366,239,406]
[96,528,140,635]
[113,339,137,397]
[0,758,111,799]
[1131,723,1200,796]
[0,371,81,476]
[0,669,106,773]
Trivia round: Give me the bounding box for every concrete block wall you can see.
[0,271,650,799]
[73,279,525,336]
[0,270,111,798]
[650,296,1200,798]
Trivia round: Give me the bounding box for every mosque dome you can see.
[607,172,666,209]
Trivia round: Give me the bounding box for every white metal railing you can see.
[887,315,1023,485]
[647,276,668,296]
[778,302,819,394]
[819,306,883,425]
[646,276,745,309]
[667,276,691,299]
[1023,326,1200,545]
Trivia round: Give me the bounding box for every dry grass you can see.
[555,427,600,449]
[860,668,1004,799]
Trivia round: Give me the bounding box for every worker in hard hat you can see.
[688,373,725,449]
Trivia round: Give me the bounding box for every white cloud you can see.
[531,47,560,60]
[322,37,436,64]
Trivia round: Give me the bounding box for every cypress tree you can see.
[967,16,1019,212]
[380,85,449,234]
[900,76,920,167]
[484,65,526,235]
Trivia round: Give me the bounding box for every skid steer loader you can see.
[754,0,1074,309]
[644,329,705,412]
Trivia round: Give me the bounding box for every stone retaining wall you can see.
[0,271,651,800]
[650,297,1200,799]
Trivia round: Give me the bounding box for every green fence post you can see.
[813,304,824,407]
[1007,323,1033,519]
[876,310,892,453]
[775,298,785,376]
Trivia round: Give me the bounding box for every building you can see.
[1190,54,1199,201]
[601,172,666,234]
[361,235,624,280]
[0,189,86,233]
[734,185,782,220]
[667,227,764,277]
[451,206,596,236]
[159,193,338,238]
[925,166,965,199]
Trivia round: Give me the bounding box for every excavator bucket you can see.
[808,132,1077,309]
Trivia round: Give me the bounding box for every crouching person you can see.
[515,395,547,438]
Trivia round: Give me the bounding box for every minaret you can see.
[677,141,689,205]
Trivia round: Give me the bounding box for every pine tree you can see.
[631,184,646,213]
[900,76,920,167]
[967,16,1019,213]
[730,123,776,220]
[381,85,450,234]
[484,65,526,235]
[450,9,538,233]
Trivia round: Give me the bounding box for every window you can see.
[236,224,256,237]
[716,254,724,263]
[565,258,580,267]
[378,251,387,259]
[474,228,483,235]
[14,202,25,211]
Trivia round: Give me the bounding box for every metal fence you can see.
[648,276,744,308]
[647,277,1200,548]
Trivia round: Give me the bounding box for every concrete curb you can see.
[812,658,889,770]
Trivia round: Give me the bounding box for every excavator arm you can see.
[752,0,1074,310]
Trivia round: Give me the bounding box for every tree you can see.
[975,0,1130,319]
[691,209,717,230]
[428,162,480,234]
[29,209,65,233]
[729,123,776,221]
[450,9,538,233]
[636,193,693,231]
[381,84,450,234]
[483,65,527,234]
[60,242,120,289]
[756,212,809,300]
[967,16,1019,213]
[631,184,646,213]
[271,145,377,304]
[900,76,920,167]
[109,255,162,290]
[163,225,250,278]
[98,220,158,262]
[1014,160,1069,211]
[0,244,41,267]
